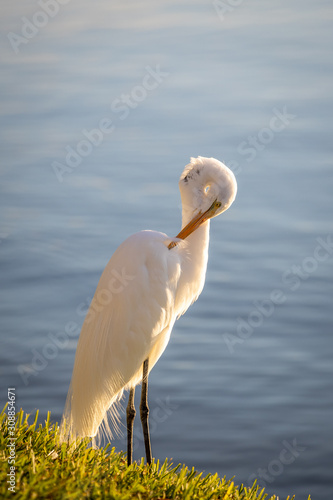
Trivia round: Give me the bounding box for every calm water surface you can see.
[1,2,333,499]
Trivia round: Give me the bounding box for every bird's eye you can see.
[204,185,210,194]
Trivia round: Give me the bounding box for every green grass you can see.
[0,404,310,500]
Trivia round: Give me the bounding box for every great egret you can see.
[61,156,237,465]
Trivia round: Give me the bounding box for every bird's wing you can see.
[62,230,183,440]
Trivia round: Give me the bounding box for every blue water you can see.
[1,1,333,498]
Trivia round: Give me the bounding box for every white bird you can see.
[61,156,237,465]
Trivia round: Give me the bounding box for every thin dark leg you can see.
[140,358,152,464]
[126,387,136,466]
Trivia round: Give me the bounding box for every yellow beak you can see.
[168,199,222,250]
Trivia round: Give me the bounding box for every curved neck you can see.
[186,218,210,248]
[180,207,210,251]
[175,218,210,311]
[181,208,195,229]
[172,208,210,315]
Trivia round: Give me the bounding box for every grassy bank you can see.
[0,405,308,500]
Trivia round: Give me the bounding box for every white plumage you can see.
[61,156,237,446]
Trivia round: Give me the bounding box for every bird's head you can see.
[176,156,237,241]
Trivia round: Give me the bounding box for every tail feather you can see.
[60,380,124,444]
